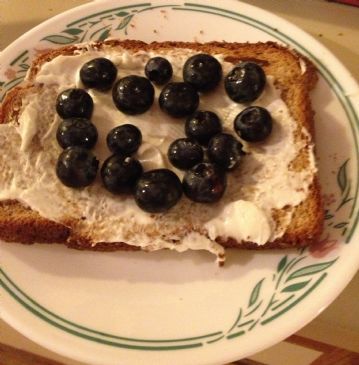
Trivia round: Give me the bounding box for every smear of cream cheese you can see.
[205,200,271,245]
[0,46,316,263]
[18,100,39,152]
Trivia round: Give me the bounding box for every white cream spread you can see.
[299,58,307,75]
[0,45,317,263]
[205,200,271,245]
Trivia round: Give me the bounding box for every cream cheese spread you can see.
[0,45,317,263]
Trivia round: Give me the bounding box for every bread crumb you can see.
[200,30,204,34]
[153,29,158,34]
[160,10,168,19]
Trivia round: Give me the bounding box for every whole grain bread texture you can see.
[0,40,324,255]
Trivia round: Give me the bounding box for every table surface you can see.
[0,1,358,364]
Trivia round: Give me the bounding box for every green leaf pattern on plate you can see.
[117,15,134,32]
[226,255,337,339]
[248,278,264,307]
[286,260,338,281]
[42,34,79,45]
[282,280,310,292]
[277,255,287,273]
[337,158,349,194]
[324,158,354,237]
[63,28,84,35]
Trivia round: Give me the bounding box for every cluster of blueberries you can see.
[55,54,272,213]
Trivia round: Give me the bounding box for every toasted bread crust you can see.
[0,40,323,252]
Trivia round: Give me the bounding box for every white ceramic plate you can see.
[0,1,358,364]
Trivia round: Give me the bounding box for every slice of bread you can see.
[0,40,323,263]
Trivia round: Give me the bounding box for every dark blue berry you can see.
[56,118,98,149]
[185,110,222,146]
[56,88,93,119]
[168,138,203,170]
[225,62,266,103]
[134,169,182,213]
[145,57,173,85]
[112,76,154,115]
[208,133,244,170]
[56,146,99,188]
[183,54,222,92]
[101,154,143,194]
[159,82,199,118]
[182,163,226,203]
[107,124,142,155]
[80,57,117,91]
[234,106,272,142]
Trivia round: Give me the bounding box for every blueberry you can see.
[112,76,154,115]
[80,57,117,91]
[234,106,272,142]
[56,88,93,119]
[145,57,173,85]
[182,163,226,203]
[159,82,199,118]
[101,154,143,194]
[107,124,142,155]
[134,169,182,213]
[168,138,203,170]
[56,118,98,149]
[185,110,222,146]
[224,62,266,103]
[56,146,99,188]
[183,54,222,92]
[208,133,244,170]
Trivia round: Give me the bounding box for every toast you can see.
[0,40,323,264]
